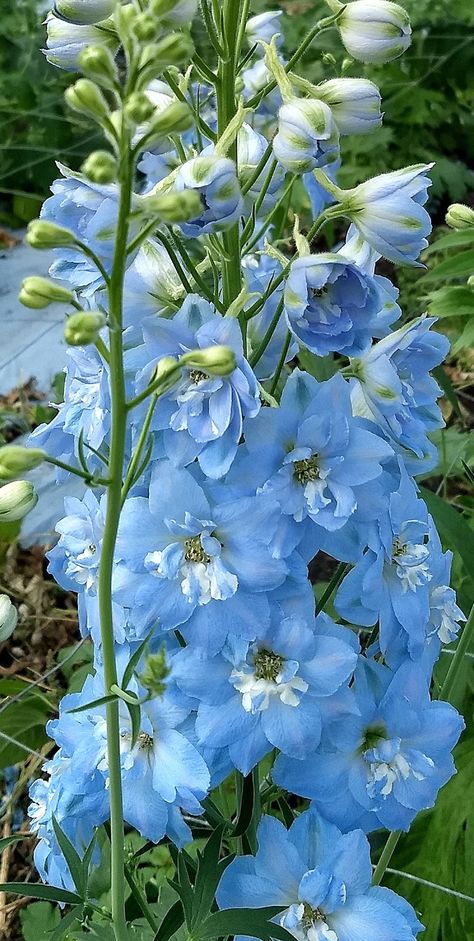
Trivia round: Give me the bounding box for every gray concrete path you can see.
[0,235,66,394]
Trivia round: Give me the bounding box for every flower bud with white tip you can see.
[65,78,109,122]
[152,356,182,395]
[55,0,116,25]
[315,77,382,134]
[81,150,117,184]
[78,44,119,88]
[0,595,18,642]
[446,203,474,230]
[273,98,340,173]
[19,277,74,309]
[330,0,412,65]
[0,448,46,482]
[26,220,76,249]
[181,345,237,377]
[0,482,38,521]
[64,311,107,346]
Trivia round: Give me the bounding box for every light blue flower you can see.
[115,461,290,638]
[47,489,105,592]
[245,11,283,48]
[243,253,297,380]
[217,806,423,941]
[173,612,358,775]
[337,0,412,65]
[316,78,382,135]
[284,252,384,357]
[44,12,118,70]
[274,658,463,833]
[236,370,393,558]
[339,164,433,265]
[239,124,286,213]
[128,294,260,478]
[273,98,340,174]
[174,154,243,237]
[55,0,116,25]
[349,317,449,474]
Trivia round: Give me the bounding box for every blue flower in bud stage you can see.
[243,253,298,380]
[336,0,412,65]
[123,238,184,321]
[236,370,392,558]
[339,164,433,265]
[242,59,282,128]
[173,612,358,775]
[29,344,110,478]
[217,807,423,941]
[335,467,435,664]
[115,461,290,639]
[44,13,118,70]
[47,489,105,593]
[239,123,286,213]
[349,317,449,474]
[129,294,260,478]
[174,154,243,237]
[40,165,128,293]
[55,0,116,25]
[245,11,283,48]
[316,78,382,135]
[273,98,340,174]
[284,252,385,357]
[275,659,463,833]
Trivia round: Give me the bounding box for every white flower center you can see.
[230,647,308,714]
[392,538,431,592]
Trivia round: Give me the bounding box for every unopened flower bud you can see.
[0,448,46,481]
[273,98,339,174]
[316,78,382,135]
[81,150,118,183]
[132,12,159,40]
[19,276,74,309]
[64,310,107,346]
[332,0,412,65]
[78,44,119,88]
[152,356,181,394]
[0,594,18,642]
[149,0,197,25]
[147,101,193,137]
[145,190,202,223]
[0,481,38,520]
[65,78,109,122]
[138,647,170,696]
[45,13,118,71]
[445,203,474,230]
[181,345,236,377]
[138,33,194,80]
[124,92,157,125]
[26,220,76,249]
[55,0,116,25]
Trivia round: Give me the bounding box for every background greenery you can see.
[0,0,473,938]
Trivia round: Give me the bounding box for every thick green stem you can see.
[217,0,244,336]
[97,126,134,941]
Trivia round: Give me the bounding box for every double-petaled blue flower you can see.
[274,658,463,833]
[217,807,423,941]
[128,294,260,479]
[174,153,243,237]
[172,612,358,775]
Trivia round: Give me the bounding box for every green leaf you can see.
[431,366,462,420]
[423,250,474,282]
[420,488,474,595]
[48,905,84,941]
[0,700,50,768]
[52,816,86,898]
[0,882,82,904]
[20,901,61,941]
[297,348,337,381]
[197,907,294,941]
[233,772,256,838]
[67,694,117,714]
[426,286,474,318]
[423,229,474,257]
[0,832,29,852]
[122,626,155,690]
[153,898,185,941]
[452,319,474,355]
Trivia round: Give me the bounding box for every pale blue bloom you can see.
[243,253,297,380]
[275,658,463,833]
[217,806,423,941]
[44,12,118,70]
[337,0,412,65]
[174,154,243,237]
[128,294,260,478]
[47,489,105,593]
[239,123,286,213]
[316,78,382,135]
[172,612,358,774]
[273,99,340,174]
[246,11,283,48]
[349,317,449,474]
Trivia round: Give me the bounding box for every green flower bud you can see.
[138,647,170,697]
[132,12,159,40]
[65,78,109,122]
[181,345,236,377]
[124,92,157,125]
[144,190,202,223]
[56,0,116,26]
[147,101,193,137]
[81,150,118,184]
[467,275,474,289]
[152,356,181,394]
[64,310,107,346]
[138,33,194,83]
[445,203,474,230]
[0,594,18,642]
[0,481,38,521]
[19,276,74,309]
[26,220,76,249]
[149,0,197,25]
[78,44,119,89]
[0,448,46,482]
